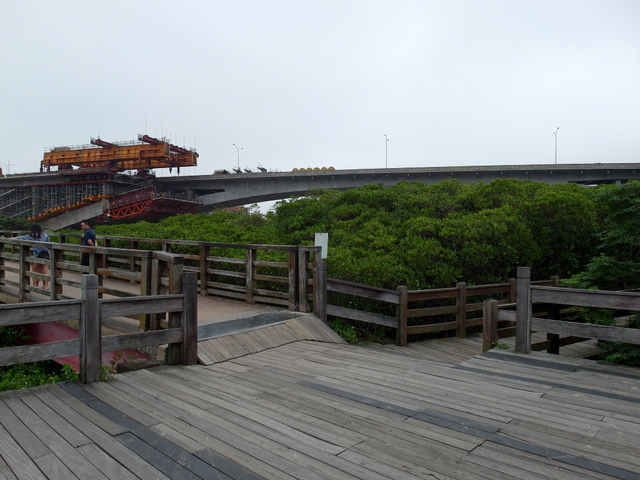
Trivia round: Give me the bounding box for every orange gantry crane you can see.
[18,134,201,224]
[41,134,198,174]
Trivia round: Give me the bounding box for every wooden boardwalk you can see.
[1,330,639,479]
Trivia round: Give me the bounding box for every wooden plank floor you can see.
[1,339,639,479]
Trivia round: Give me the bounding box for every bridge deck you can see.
[1,338,639,480]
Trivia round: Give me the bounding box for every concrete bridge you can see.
[2,162,640,229]
[157,162,640,210]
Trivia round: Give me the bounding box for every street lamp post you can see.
[0,159,13,176]
[553,127,559,164]
[233,143,243,169]
[384,135,389,168]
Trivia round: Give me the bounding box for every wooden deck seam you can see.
[298,378,640,480]
[59,381,267,480]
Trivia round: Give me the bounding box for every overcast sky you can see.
[2,1,639,177]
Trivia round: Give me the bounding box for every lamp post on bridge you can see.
[553,127,559,164]
[0,159,13,176]
[384,135,389,168]
[233,143,243,169]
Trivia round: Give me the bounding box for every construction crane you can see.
[41,134,198,174]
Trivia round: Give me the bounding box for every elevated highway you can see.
[2,163,640,229]
[158,163,640,211]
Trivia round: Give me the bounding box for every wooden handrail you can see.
[483,266,640,354]
[0,272,198,384]
[1,236,321,314]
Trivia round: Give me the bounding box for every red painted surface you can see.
[23,322,149,372]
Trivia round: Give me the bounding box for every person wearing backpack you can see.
[17,224,51,289]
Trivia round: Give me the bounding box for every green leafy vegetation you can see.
[0,215,31,231]
[0,326,78,392]
[567,181,640,365]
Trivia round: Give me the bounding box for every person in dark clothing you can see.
[80,220,96,266]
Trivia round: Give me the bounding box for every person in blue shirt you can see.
[80,220,96,266]
[17,224,51,289]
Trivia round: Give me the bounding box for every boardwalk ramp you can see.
[196,311,346,365]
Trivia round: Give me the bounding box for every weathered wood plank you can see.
[100,295,183,318]
[0,339,80,366]
[532,285,640,310]
[0,300,82,326]
[532,317,640,344]
[326,304,398,327]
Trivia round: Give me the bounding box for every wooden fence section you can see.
[483,266,640,354]
[49,232,320,312]
[0,233,320,313]
[318,264,559,346]
[0,272,197,384]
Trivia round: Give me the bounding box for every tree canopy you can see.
[96,178,601,290]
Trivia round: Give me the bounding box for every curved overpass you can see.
[156,163,640,211]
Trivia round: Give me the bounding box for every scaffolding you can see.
[1,134,199,223]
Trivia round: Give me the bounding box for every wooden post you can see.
[148,254,165,331]
[516,266,532,354]
[547,303,561,354]
[19,244,30,302]
[456,282,467,338]
[314,261,328,323]
[49,247,62,301]
[298,248,309,312]
[181,271,198,365]
[199,244,209,296]
[80,274,101,384]
[166,257,184,365]
[139,252,152,330]
[246,248,256,305]
[507,277,517,304]
[287,249,297,310]
[396,286,408,347]
[0,239,5,285]
[482,299,498,352]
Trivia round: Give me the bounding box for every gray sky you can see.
[2,0,639,177]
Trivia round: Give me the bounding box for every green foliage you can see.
[597,315,640,366]
[0,362,78,392]
[0,215,31,231]
[329,319,359,343]
[0,326,78,391]
[573,181,640,289]
[0,326,30,347]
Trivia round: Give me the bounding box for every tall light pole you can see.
[233,143,242,169]
[0,159,13,176]
[553,127,559,164]
[384,135,389,168]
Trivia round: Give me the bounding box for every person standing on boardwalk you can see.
[17,224,51,289]
[80,220,96,266]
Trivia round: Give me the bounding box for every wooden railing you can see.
[0,272,197,384]
[314,261,558,346]
[483,266,640,354]
[1,233,320,313]
[48,233,320,312]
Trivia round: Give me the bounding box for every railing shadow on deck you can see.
[483,266,640,355]
[0,272,197,384]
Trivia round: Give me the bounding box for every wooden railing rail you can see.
[38,233,320,312]
[483,266,640,354]
[321,271,559,346]
[0,272,197,384]
[1,234,320,314]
